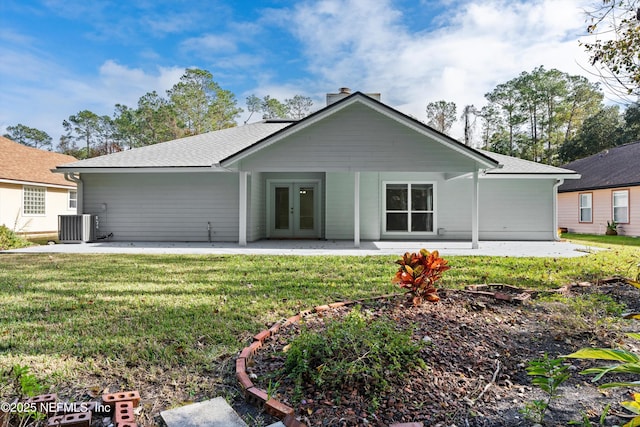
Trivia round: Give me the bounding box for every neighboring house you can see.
[0,136,77,237]
[558,142,640,237]
[55,90,578,247]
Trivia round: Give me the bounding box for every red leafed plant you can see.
[392,249,451,306]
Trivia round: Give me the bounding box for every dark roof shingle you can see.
[558,141,640,192]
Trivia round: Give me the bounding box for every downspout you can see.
[64,173,83,214]
[552,179,564,241]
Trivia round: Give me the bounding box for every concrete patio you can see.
[4,239,599,257]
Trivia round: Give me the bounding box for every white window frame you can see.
[382,181,437,236]
[23,186,46,216]
[68,190,78,210]
[578,192,592,223]
[612,189,629,224]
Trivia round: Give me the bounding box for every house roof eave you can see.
[558,181,640,193]
[0,178,77,189]
[482,172,582,180]
[54,165,226,174]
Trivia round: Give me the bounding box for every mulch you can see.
[247,280,640,427]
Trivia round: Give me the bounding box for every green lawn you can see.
[563,232,640,247]
[0,240,639,424]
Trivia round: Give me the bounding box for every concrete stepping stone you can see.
[160,397,248,427]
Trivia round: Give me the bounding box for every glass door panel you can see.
[298,186,314,230]
[270,182,320,238]
[274,186,290,230]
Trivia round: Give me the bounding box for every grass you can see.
[0,237,639,424]
[562,232,640,247]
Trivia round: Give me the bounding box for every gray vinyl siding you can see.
[436,179,472,239]
[361,172,381,240]
[81,173,239,241]
[325,173,354,240]
[329,172,460,240]
[326,173,556,241]
[478,179,555,240]
[238,103,477,173]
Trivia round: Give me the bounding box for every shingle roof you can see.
[558,142,640,192]
[479,150,578,175]
[0,136,77,187]
[55,95,577,178]
[57,121,293,169]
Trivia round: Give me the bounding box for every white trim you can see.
[381,181,437,238]
[67,190,78,211]
[0,178,75,189]
[448,172,579,181]
[266,179,322,239]
[482,173,580,180]
[64,174,83,213]
[55,167,226,174]
[612,189,630,224]
[354,172,360,248]
[239,171,248,246]
[578,191,592,223]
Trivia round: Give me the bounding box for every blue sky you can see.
[1,0,601,146]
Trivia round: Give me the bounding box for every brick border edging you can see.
[235,293,404,427]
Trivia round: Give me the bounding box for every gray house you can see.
[55,90,578,248]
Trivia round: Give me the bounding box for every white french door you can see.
[269,181,320,238]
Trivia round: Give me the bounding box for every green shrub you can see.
[0,225,31,250]
[284,307,426,403]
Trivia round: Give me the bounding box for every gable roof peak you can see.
[326,88,381,105]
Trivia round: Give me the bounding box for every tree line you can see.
[5,66,638,166]
[424,0,640,166]
[6,0,640,168]
[3,68,314,159]
[426,66,640,165]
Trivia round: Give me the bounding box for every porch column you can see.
[239,171,248,246]
[354,171,360,248]
[471,170,479,249]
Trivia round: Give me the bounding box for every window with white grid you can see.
[23,186,46,215]
[613,190,629,224]
[68,190,77,210]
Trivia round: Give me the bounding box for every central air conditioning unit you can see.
[58,214,96,243]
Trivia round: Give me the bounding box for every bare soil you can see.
[249,281,640,427]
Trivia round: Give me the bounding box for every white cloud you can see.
[263,0,596,140]
[97,61,184,105]
[1,0,608,148]
[0,52,185,144]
